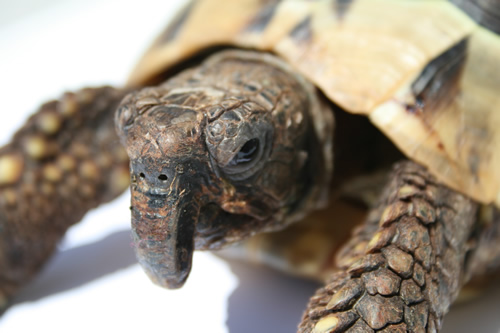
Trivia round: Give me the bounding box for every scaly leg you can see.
[299,161,483,332]
[0,87,130,311]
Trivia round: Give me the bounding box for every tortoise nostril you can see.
[137,171,168,183]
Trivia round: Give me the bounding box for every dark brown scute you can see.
[289,16,313,44]
[333,0,355,20]
[450,0,500,35]
[158,1,196,45]
[244,0,281,32]
[410,38,469,113]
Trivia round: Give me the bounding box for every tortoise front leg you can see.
[0,87,130,312]
[299,161,480,332]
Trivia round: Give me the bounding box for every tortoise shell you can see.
[129,0,500,208]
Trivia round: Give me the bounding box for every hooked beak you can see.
[131,180,200,289]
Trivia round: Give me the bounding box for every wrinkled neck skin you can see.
[115,50,333,289]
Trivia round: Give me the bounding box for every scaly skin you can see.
[0,87,130,310]
[299,162,481,332]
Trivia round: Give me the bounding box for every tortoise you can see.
[1,0,500,332]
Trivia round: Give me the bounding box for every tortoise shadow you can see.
[224,259,320,333]
[10,230,137,305]
[225,259,500,333]
[442,284,500,333]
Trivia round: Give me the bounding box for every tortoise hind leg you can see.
[0,87,130,312]
[299,161,481,332]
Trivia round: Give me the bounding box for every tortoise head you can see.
[115,51,333,289]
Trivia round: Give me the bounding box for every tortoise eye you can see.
[206,120,273,181]
[228,139,260,167]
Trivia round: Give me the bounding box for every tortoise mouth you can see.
[193,201,280,251]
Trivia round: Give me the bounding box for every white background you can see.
[0,1,499,332]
